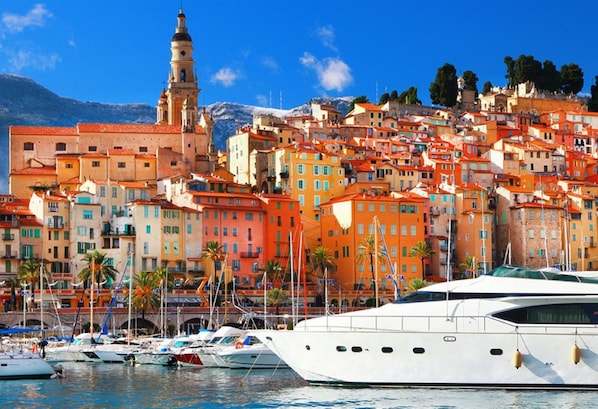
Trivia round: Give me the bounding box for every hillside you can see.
[0,74,352,194]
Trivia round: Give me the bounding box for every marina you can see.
[2,362,598,408]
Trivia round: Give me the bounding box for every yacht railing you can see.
[297,314,598,334]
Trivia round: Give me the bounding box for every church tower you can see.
[157,8,200,128]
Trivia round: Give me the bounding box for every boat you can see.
[215,334,288,369]
[174,325,245,368]
[0,330,59,379]
[82,338,139,363]
[44,333,110,363]
[255,265,598,389]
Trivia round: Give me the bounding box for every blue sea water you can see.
[0,362,596,409]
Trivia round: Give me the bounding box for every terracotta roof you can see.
[10,126,78,136]
[77,123,183,134]
[10,167,57,176]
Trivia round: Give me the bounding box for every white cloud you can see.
[211,67,238,87]
[261,56,278,71]
[316,25,336,51]
[8,49,60,71]
[256,94,268,107]
[300,52,352,92]
[2,4,53,33]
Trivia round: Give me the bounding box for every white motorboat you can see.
[131,338,177,366]
[82,338,139,363]
[256,265,598,389]
[44,333,110,363]
[174,326,244,368]
[215,334,287,369]
[0,340,58,380]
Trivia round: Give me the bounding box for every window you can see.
[92,161,100,167]
[56,142,66,151]
[118,162,126,168]
[24,142,34,151]
[144,162,150,168]
[83,210,93,220]
[88,146,97,152]
[139,146,148,153]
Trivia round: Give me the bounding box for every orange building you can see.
[320,191,428,297]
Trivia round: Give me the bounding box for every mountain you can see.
[0,74,352,194]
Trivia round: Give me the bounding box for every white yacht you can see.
[44,333,110,363]
[256,266,598,389]
[215,334,288,369]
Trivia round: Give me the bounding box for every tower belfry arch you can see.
[157,8,199,128]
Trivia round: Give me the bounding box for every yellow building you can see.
[268,142,345,251]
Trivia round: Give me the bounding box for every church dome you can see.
[172,32,192,42]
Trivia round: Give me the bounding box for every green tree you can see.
[459,256,475,279]
[378,92,390,105]
[17,258,41,292]
[348,95,369,112]
[200,240,225,284]
[267,287,288,321]
[409,241,436,280]
[589,76,598,112]
[355,235,385,291]
[308,246,335,281]
[408,278,427,292]
[398,87,421,104]
[539,60,560,92]
[79,250,118,288]
[482,81,493,94]
[515,55,542,85]
[130,271,160,320]
[258,259,283,288]
[504,56,515,88]
[390,89,399,101]
[462,70,479,95]
[429,63,458,107]
[560,63,584,94]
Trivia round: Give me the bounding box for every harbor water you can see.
[1,362,597,408]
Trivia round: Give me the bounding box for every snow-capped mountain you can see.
[0,74,352,194]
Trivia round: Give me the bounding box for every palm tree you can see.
[459,256,475,279]
[408,278,427,292]
[308,246,335,281]
[130,271,160,321]
[355,235,385,294]
[79,250,118,337]
[200,240,225,285]
[78,249,118,287]
[17,258,41,292]
[410,241,436,280]
[17,258,40,313]
[267,287,288,324]
[259,259,283,288]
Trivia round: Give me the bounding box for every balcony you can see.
[279,170,289,179]
[266,175,276,182]
[1,251,18,259]
[1,234,14,241]
[240,251,259,258]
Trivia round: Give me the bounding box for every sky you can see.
[2,1,598,110]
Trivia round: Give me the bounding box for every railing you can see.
[1,234,14,241]
[1,251,18,258]
[240,252,259,258]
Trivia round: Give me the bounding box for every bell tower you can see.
[159,8,200,127]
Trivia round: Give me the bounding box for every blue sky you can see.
[2,1,598,109]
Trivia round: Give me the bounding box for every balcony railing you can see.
[240,251,259,258]
[279,171,289,179]
[1,251,18,259]
[1,234,14,241]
